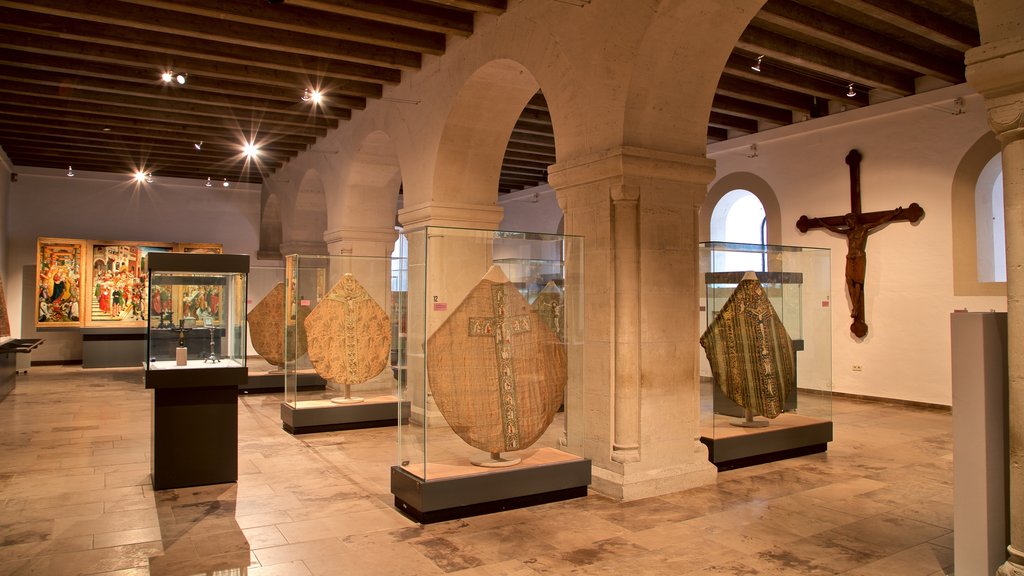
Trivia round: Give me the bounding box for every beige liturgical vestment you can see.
[532,281,565,343]
[699,274,794,419]
[304,274,391,385]
[247,282,310,368]
[427,266,566,454]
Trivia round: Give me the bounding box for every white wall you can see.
[5,167,262,362]
[708,84,1006,406]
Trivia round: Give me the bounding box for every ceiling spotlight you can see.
[66,165,74,177]
[133,170,147,183]
[242,142,259,158]
[223,178,230,188]
[194,141,203,151]
[176,72,187,85]
[302,88,322,104]
[205,177,213,187]
[847,83,857,97]
[161,71,173,83]
[751,55,764,72]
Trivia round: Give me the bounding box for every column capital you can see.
[398,201,504,231]
[966,36,1024,143]
[323,226,398,257]
[548,146,716,191]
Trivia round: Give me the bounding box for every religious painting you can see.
[85,242,173,327]
[0,275,12,338]
[35,237,86,327]
[173,243,225,326]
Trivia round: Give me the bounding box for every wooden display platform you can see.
[700,412,832,471]
[391,447,591,523]
[280,395,409,434]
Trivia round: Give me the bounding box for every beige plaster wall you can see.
[708,84,1006,406]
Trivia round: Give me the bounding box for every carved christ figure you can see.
[808,207,902,337]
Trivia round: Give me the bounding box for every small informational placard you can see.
[433,302,448,312]
[300,299,311,306]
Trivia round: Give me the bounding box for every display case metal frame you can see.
[699,241,833,470]
[393,227,589,522]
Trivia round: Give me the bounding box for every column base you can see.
[997,546,1024,576]
[590,459,716,501]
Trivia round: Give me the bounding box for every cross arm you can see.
[796,202,924,233]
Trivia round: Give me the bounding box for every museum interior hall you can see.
[1,1,1023,575]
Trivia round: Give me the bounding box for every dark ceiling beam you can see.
[503,150,554,164]
[1,92,342,132]
[516,108,553,126]
[428,0,506,15]
[0,60,367,111]
[756,0,965,83]
[0,11,401,86]
[830,0,978,51]
[709,112,758,133]
[707,127,729,142]
[716,73,816,113]
[282,0,476,36]
[0,32,386,99]
[724,53,870,106]
[712,94,792,125]
[505,141,556,156]
[0,115,318,149]
[116,0,447,54]
[508,131,556,147]
[0,79,349,126]
[512,119,555,137]
[738,25,916,95]
[0,0,424,70]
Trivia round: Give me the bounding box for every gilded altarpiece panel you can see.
[85,242,173,327]
[35,237,86,327]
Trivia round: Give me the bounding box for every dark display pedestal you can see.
[146,365,245,490]
[700,415,832,471]
[242,370,326,394]
[390,450,591,523]
[281,398,410,434]
[0,339,43,400]
[82,328,145,368]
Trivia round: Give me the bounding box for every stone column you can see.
[549,146,718,500]
[966,36,1024,576]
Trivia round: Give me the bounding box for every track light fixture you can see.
[66,165,74,177]
[133,170,153,183]
[161,70,187,85]
[751,55,764,72]
[206,177,213,187]
[194,141,203,151]
[223,178,230,188]
[847,83,857,97]
[243,142,259,158]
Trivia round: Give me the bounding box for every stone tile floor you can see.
[0,366,955,575]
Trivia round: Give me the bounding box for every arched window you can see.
[975,152,1005,282]
[710,189,767,271]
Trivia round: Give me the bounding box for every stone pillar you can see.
[966,36,1024,576]
[549,146,718,500]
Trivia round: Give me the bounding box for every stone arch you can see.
[951,131,1005,296]
[323,130,402,257]
[257,190,282,260]
[623,0,765,157]
[701,172,782,245]
[431,59,541,210]
[280,169,328,255]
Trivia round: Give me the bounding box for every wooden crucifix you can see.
[796,149,924,338]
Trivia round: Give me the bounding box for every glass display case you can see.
[280,253,406,434]
[698,241,832,469]
[146,252,248,371]
[392,227,589,522]
[144,252,249,490]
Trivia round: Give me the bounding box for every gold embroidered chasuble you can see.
[427,266,566,454]
[699,274,794,419]
[247,282,310,368]
[304,274,391,385]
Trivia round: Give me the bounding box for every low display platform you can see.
[281,396,410,434]
[82,328,146,368]
[700,412,832,471]
[391,447,591,524]
[243,369,326,394]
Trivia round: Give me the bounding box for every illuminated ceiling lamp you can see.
[242,141,259,158]
[223,178,230,188]
[66,165,74,177]
[751,55,764,72]
[301,88,322,104]
[847,83,857,97]
[161,70,187,85]
[134,170,153,183]
[205,177,213,187]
